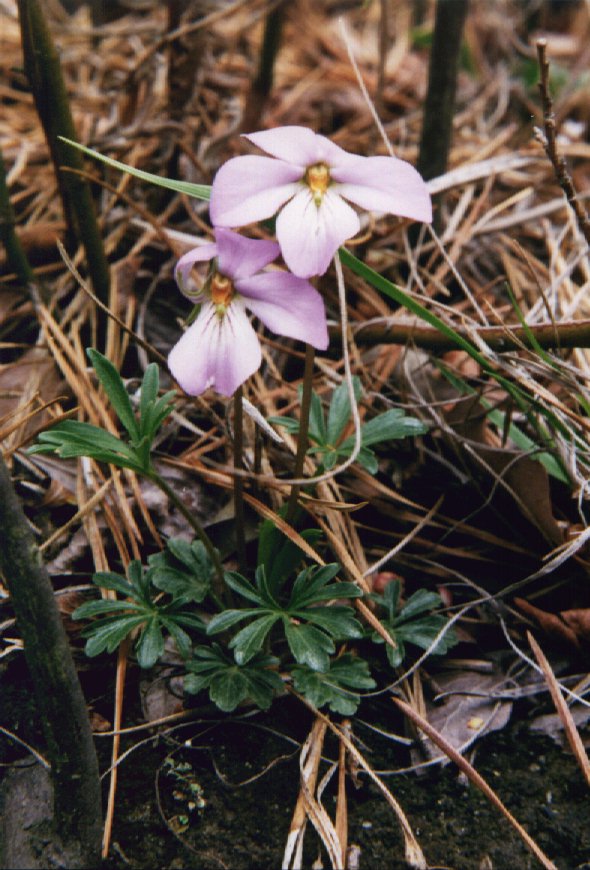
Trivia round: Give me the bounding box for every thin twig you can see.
[285,343,315,524]
[535,39,590,246]
[329,318,590,352]
[233,385,247,571]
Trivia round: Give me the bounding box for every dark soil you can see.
[99,699,590,870]
[2,654,590,869]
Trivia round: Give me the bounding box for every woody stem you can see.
[286,343,315,525]
[233,384,247,572]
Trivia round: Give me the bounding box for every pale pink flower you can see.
[209,126,432,279]
[168,228,328,396]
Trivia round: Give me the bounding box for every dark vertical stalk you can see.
[375,0,391,118]
[0,146,49,303]
[242,0,286,133]
[233,385,247,572]
[285,343,315,525]
[417,0,469,183]
[17,0,110,320]
[0,452,102,867]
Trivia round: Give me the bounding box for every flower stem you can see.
[148,469,225,602]
[233,385,247,572]
[286,343,315,524]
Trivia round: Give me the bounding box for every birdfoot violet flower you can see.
[210,126,432,279]
[168,228,329,397]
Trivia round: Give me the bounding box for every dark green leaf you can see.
[87,349,139,442]
[358,408,428,446]
[84,615,145,656]
[396,588,443,622]
[230,614,279,665]
[139,364,159,424]
[206,608,260,635]
[72,599,143,620]
[266,416,300,434]
[375,579,401,621]
[291,655,375,715]
[148,539,213,603]
[308,389,327,444]
[223,570,267,606]
[297,608,363,639]
[327,377,361,445]
[209,670,250,711]
[354,447,378,474]
[185,645,283,712]
[160,619,193,660]
[257,517,322,593]
[290,563,340,605]
[284,622,334,672]
[384,637,405,668]
[91,570,135,596]
[136,618,165,668]
[394,616,457,655]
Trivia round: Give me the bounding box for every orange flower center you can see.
[305,162,331,205]
[210,272,235,316]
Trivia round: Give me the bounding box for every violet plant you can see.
[169,227,328,396]
[29,126,457,716]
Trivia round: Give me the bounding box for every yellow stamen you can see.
[210,272,235,317]
[305,162,330,205]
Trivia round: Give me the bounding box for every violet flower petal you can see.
[332,156,433,223]
[243,126,356,170]
[209,155,301,228]
[275,188,360,278]
[168,300,261,397]
[237,271,329,350]
[215,227,280,281]
[175,242,219,296]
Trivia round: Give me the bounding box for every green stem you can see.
[148,469,225,603]
[233,386,247,572]
[286,343,315,525]
[17,0,110,324]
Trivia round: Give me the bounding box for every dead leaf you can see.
[446,393,563,547]
[415,667,513,765]
[515,597,590,651]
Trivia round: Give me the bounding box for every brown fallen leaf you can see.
[414,666,513,766]
[515,597,590,651]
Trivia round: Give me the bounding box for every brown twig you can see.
[535,39,590,246]
[527,631,590,789]
[329,318,590,352]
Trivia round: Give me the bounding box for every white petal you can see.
[212,302,262,396]
[168,304,219,396]
[333,156,432,223]
[275,189,360,278]
[209,155,301,227]
[168,301,261,397]
[243,126,359,170]
[239,271,329,350]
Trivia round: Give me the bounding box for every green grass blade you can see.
[59,137,212,201]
